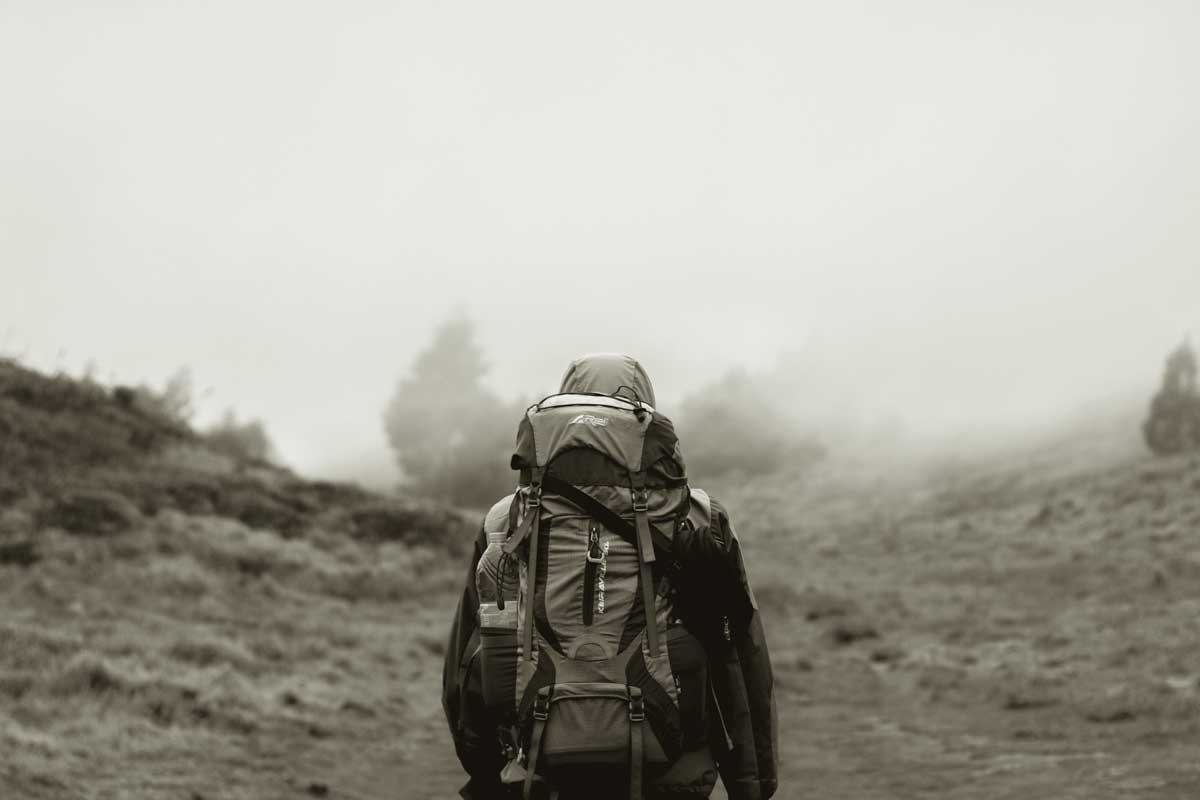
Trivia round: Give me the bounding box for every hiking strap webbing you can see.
[629,689,645,800]
[630,470,661,657]
[523,688,551,800]
[503,468,544,663]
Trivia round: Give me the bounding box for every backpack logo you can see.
[597,539,609,615]
[568,413,609,427]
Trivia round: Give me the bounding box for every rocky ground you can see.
[3,360,1199,799]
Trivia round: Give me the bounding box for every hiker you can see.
[442,354,778,800]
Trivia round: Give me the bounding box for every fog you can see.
[3,1,1198,482]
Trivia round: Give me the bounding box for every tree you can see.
[383,315,517,508]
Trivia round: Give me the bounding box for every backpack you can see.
[486,390,716,799]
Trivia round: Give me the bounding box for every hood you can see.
[558,353,657,408]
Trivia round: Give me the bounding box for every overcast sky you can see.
[3,1,1198,481]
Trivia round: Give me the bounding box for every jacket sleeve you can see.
[675,496,779,800]
[441,525,507,799]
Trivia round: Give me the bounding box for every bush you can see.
[119,367,196,425]
[38,489,142,537]
[203,411,275,464]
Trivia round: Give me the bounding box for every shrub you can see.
[38,489,142,537]
[203,411,275,464]
[0,540,38,567]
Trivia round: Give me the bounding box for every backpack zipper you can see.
[582,520,602,626]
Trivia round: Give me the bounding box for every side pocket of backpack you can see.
[456,632,484,745]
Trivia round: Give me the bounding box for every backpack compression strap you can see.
[630,470,662,658]
[503,467,544,663]
[523,687,552,800]
[629,687,645,800]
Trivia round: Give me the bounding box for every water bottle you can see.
[477,531,519,717]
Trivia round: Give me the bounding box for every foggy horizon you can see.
[4,1,1199,482]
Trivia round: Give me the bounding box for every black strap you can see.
[524,688,551,799]
[517,469,544,662]
[629,688,644,800]
[540,474,673,555]
[631,471,662,657]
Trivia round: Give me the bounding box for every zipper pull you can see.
[586,523,603,563]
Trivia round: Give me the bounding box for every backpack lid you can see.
[518,393,653,472]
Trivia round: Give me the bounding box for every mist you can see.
[3,0,1198,481]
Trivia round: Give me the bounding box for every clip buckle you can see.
[629,697,645,723]
[631,489,649,513]
[533,692,550,721]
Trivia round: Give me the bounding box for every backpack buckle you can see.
[533,692,550,721]
[527,485,542,509]
[628,696,645,723]
[631,488,649,513]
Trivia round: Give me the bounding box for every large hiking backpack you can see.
[488,390,716,799]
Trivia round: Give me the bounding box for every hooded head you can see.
[558,353,657,408]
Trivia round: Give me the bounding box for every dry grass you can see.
[0,360,479,799]
[709,437,1200,798]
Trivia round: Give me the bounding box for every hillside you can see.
[0,360,475,799]
[719,429,1200,799]
[3,359,1200,799]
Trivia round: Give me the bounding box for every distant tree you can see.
[1143,338,1200,454]
[383,315,517,508]
[204,410,276,463]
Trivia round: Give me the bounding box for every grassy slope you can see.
[0,361,473,800]
[719,431,1200,799]
[4,359,1200,799]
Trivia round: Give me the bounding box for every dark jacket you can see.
[440,491,778,800]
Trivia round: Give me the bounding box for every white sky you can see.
[3,1,1199,481]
